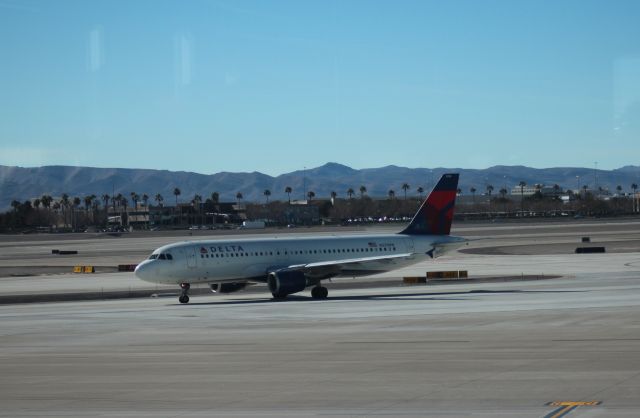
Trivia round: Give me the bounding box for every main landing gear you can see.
[311,285,328,300]
[179,283,190,304]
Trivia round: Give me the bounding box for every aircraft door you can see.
[404,238,415,254]
[275,247,289,266]
[186,246,197,269]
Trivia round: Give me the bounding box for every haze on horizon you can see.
[1,1,639,176]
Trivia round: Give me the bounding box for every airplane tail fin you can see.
[400,173,459,236]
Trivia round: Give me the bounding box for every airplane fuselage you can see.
[135,233,466,285]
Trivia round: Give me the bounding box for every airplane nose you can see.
[134,260,156,282]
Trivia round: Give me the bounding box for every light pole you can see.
[594,162,598,195]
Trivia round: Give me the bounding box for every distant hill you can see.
[1,163,639,210]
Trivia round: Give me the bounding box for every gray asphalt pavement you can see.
[1,218,639,417]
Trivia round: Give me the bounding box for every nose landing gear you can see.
[179,283,190,304]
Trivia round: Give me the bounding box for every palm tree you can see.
[388,189,395,200]
[121,197,128,226]
[83,195,92,211]
[72,197,81,229]
[83,195,94,224]
[142,193,149,207]
[154,193,164,207]
[101,194,110,212]
[417,186,424,200]
[499,187,508,212]
[285,186,292,203]
[39,195,50,226]
[632,183,638,194]
[518,181,526,214]
[10,199,20,213]
[470,187,477,204]
[211,192,219,204]
[616,185,622,196]
[534,184,542,197]
[347,188,355,200]
[41,194,52,214]
[52,201,61,219]
[130,192,139,209]
[193,194,203,225]
[236,192,243,205]
[359,185,367,199]
[33,197,42,226]
[60,194,70,228]
[172,188,181,225]
[115,193,123,209]
[307,191,315,201]
[401,183,410,200]
[486,185,494,197]
[264,189,271,203]
[485,185,493,211]
[173,188,181,207]
[330,191,337,200]
[456,188,462,196]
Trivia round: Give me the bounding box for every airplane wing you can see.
[281,252,414,279]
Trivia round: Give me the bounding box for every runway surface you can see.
[1,219,640,417]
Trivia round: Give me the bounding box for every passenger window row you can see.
[199,246,397,259]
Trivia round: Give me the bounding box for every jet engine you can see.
[267,270,308,298]
[210,282,248,294]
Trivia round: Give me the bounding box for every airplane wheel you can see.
[179,283,190,303]
[272,292,287,300]
[311,286,328,299]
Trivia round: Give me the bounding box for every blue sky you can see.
[1,0,639,176]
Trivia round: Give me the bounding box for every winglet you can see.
[400,173,459,236]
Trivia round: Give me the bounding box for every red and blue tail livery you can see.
[400,173,459,236]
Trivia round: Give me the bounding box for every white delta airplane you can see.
[135,173,466,303]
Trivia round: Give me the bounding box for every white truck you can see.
[240,220,266,229]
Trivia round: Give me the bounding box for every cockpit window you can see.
[151,253,173,261]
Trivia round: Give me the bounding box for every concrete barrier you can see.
[575,247,605,254]
[118,264,138,272]
[403,276,427,284]
[427,271,469,280]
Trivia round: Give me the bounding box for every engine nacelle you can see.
[268,270,308,298]
[210,282,248,294]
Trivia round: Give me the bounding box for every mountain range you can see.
[1,163,640,210]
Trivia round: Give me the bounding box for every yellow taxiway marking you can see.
[544,401,601,418]
[548,401,601,407]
